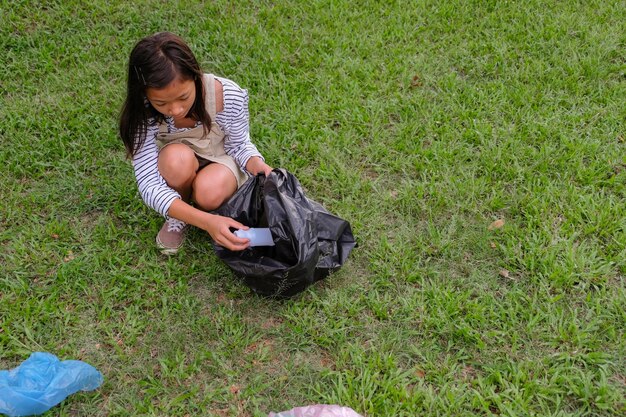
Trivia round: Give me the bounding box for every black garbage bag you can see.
[211,168,356,297]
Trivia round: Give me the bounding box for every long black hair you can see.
[119,32,211,157]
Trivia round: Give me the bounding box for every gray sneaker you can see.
[156,218,187,255]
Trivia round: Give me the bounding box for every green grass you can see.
[1,0,625,416]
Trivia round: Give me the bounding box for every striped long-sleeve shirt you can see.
[131,76,263,217]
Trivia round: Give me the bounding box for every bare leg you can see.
[192,163,238,211]
[157,144,199,201]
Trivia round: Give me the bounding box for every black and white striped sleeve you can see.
[215,77,264,172]
[131,121,181,218]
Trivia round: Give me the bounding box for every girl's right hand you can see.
[204,213,250,251]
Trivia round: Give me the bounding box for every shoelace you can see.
[166,218,186,232]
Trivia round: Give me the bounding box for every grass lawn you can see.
[1,0,625,416]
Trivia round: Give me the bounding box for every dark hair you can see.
[119,32,211,157]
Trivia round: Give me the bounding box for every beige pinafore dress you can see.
[155,73,248,188]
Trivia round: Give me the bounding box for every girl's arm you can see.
[167,199,250,251]
[132,122,181,216]
[216,77,272,176]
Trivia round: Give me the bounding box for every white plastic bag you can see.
[268,404,363,417]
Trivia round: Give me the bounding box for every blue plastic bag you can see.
[0,352,103,417]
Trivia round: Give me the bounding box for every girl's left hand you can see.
[246,156,273,176]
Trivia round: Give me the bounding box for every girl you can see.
[119,32,272,254]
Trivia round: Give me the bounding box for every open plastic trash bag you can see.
[268,404,363,417]
[0,352,103,417]
[212,168,356,297]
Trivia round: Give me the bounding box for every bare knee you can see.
[158,144,198,189]
[193,183,230,211]
[192,165,237,211]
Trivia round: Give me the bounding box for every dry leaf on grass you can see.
[488,219,505,230]
[410,74,423,88]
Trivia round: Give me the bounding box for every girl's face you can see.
[145,77,196,121]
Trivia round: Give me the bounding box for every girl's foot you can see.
[156,218,187,255]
